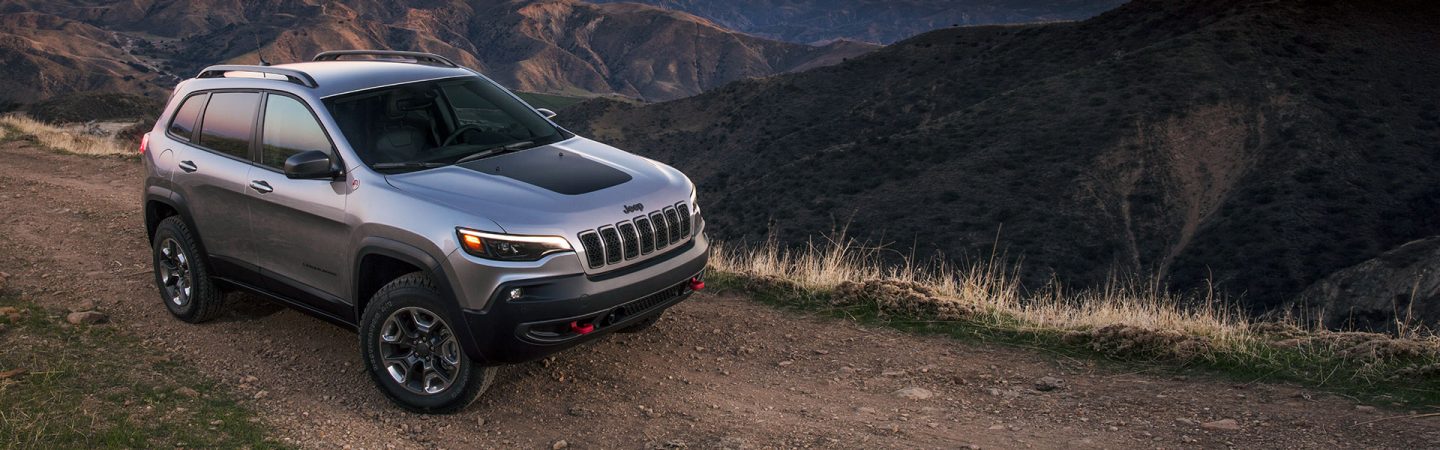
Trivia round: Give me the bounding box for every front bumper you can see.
[449,232,709,364]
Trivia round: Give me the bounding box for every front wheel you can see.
[360,272,496,413]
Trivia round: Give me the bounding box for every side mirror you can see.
[536,108,557,120]
[284,150,338,179]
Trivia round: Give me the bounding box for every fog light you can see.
[508,288,523,300]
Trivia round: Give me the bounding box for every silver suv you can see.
[139,50,708,413]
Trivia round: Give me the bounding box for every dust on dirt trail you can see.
[0,142,1436,448]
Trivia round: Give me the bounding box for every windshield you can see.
[324,76,569,172]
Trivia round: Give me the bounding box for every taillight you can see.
[138,133,150,154]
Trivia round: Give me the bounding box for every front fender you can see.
[351,236,489,360]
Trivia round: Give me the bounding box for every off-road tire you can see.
[152,216,224,323]
[360,272,496,413]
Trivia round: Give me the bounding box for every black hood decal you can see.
[458,148,632,195]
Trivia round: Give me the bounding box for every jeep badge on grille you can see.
[623,203,645,214]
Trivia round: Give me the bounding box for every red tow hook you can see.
[569,321,595,335]
[689,277,705,291]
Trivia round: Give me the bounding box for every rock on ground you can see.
[66,311,106,325]
[893,387,935,400]
[1201,419,1241,431]
[1034,376,1064,391]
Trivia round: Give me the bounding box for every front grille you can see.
[617,222,640,260]
[650,211,670,250]
[663,207,682,244]
[677,204,692,237]
[579,232,604,268]
[599,227,622,264]
[635,217,656,255]
[579,201,697,271]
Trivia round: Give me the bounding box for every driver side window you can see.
[261,94,333,170]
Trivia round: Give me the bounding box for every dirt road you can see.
[0,142,1436,449]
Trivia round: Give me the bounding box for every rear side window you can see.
[261,95,332,169]
[167,94,207,140]
[198,92,260,160]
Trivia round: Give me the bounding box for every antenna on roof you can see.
[254,34,271,66]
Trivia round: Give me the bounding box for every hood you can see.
[384,136,693,237]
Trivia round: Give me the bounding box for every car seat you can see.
[370,91,439,163]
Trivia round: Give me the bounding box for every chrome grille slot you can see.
[579,232,604,269]
[663,207,682,244]
[650,211,670,250]
[599,227,622,265]
[676,203,692,237]
[635,217,656,255]
[617,222,640,260]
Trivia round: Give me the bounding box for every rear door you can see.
[248,92,352,316]
[170,91,263,280]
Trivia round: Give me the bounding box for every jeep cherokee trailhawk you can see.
[140,51,708,412]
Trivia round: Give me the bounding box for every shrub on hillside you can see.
[25,92,163,124]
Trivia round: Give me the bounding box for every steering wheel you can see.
[441,124,489,147]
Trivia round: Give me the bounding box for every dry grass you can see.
[711,233,1440,399]
[0,114,132,156]
[712,234,1249,339]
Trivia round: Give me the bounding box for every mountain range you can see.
[0,0,876,103]
[591,0,1127,44]
[563,0,1440,312]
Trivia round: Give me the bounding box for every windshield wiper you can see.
[371,161,447,171]
[453,140,536,165]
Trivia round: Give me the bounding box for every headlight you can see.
[457,228,572,261]
[689,187,699,213]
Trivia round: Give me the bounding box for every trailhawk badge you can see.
[623,203,645,214]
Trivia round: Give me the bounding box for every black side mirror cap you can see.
[536,108,557,120]
[283,150,339,179]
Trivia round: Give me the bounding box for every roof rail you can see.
[312,50,458,68]
[195,65,318,88]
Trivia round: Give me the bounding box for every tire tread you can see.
[154,216,224,323]
[360,272,495,414]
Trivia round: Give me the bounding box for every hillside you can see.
[0,0,874,103]
[0,12,163,105]
[563,0,1440,313]
[592,0,1126,44]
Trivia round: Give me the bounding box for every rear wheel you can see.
[360,272,496,413]
[151,216,224,323]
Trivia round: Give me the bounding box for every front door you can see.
[248,92,352,316]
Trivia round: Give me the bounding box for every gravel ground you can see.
[0,142,1437,449]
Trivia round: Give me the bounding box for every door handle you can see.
[249,180,273,194]
[178,160,198,173]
